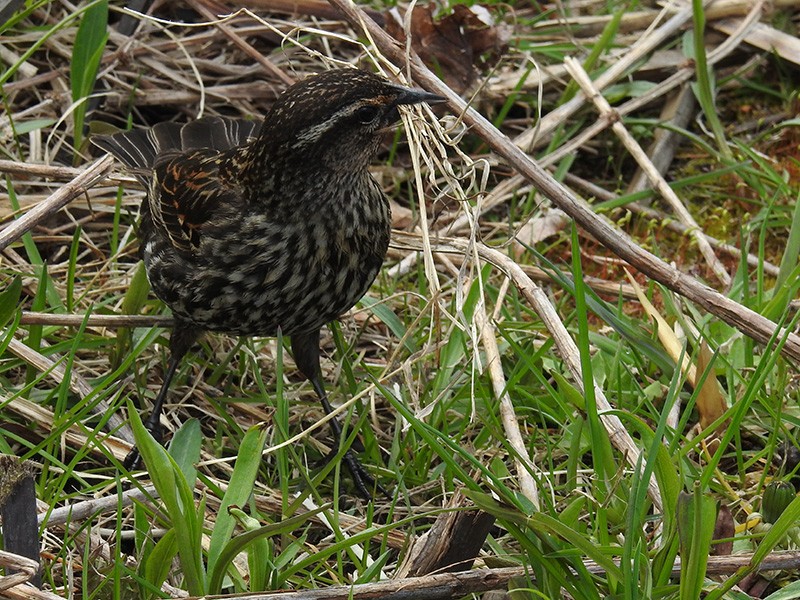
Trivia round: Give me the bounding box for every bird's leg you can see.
[124,325,198,470]
[291,330,388,500]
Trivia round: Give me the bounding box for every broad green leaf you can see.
[142,529,178,600]
[207,423,269,579]
[127,400,206,595]
[167,418,202,486]
[70,0,108,153]
[208,504,330,594]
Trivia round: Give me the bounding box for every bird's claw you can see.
[123,448,142,471]
[341,448,391,501]
[123,418,162,471]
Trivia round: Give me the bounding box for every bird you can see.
[93,68,444,498]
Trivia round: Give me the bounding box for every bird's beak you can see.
[382,85,446,129]
[392,86,447,107]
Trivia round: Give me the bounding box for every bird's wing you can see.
[149,148,245,253]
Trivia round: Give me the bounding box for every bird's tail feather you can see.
[92,116,259,171]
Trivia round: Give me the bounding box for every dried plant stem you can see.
[626,85,697,194]
[0,155,114,252]
[1,388,131,461]
[545,0,763,164]
[327,0,800,362]
[5,549,782,600]
[481,0,762,227]
[563,174,781,277]
[533,0,776,37]
[40,485,155,527]
[386,7,750,284]
[564,57,731,287]
[6,338,89,399]
[0,159,129,184]
[0,551,43,595]
[713,18,800,67]
[473,301,539,508]
[19,312,173,328]
[0,582,67,600]
[39,479,407,552]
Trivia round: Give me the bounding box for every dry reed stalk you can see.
[563,173,782,278]
[19,312,174,328]
[183,0,294,84]
[0,155,114,252]
[565,57,732,286]
[382,0,770,307]
[473,299,540,508]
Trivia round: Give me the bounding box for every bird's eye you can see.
[355,105,380,124]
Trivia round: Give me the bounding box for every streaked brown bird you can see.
[94,68,443,498]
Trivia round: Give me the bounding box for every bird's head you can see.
[256,69,444,171]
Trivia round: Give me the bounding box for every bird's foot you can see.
[123,447,143,471]
[123,419,162,471]
[339,448,392,501]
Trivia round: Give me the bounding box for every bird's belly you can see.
[141,218,388,337]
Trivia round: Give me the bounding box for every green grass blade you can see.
[70,0,108,154]
[206,422,269,580]
[0,275,22,329]
[776,188,800,291]
[677,487,717,600]
[688,1,730,159]
[167,418,202,486]
[208,504,330,594]
[570,226,614,498]
[466,489,623,580]
[127,400,206,595]
[359,295,415,353]
[142,529,178,600]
